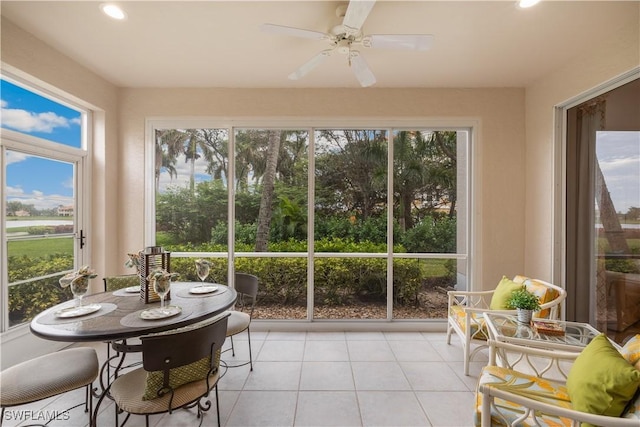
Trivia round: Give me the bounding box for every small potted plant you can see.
[506,286,541,323]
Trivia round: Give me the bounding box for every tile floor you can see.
[3,331,488,427]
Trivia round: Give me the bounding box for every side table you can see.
[483,313,601,366]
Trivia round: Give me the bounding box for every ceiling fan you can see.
[261,0,434,87]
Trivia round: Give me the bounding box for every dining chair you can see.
[94,313,230,427]
[103,274,139,292]
[0,347,99,427]
[224,272,259,370]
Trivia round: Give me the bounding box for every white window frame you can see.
[146,117,480,328]
[0,70,92,338]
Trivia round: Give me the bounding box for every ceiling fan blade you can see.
[365,34,434,51]
[288,50,333,80]
[342,0,376,33]
[350,51,376,87]
[261,23,328,40]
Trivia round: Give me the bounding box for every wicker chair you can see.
[447,275,566,375]
[476,337,640,426]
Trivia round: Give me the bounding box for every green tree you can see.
[256,130,282,251]
[155,129,187,191]
[315,130,387,220]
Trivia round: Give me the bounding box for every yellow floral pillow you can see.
[621,334,640,369]
[524,279,559,318]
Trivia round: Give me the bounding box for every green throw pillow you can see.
[566,334,640,423]
[489,276,522,310]
[142,349,221,401]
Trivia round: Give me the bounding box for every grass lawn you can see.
[8,237,73,258]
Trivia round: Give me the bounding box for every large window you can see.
[150,121,470,322]
[1,76,89,330]
[564,76,640,344]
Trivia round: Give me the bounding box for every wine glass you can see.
[195,259,210,288]
[70,277,89,309]
[152,276,171,314]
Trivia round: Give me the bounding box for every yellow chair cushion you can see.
[620,335,640,420]
[475,365,573,426]
[449,305,488,341]
[621,334,640,369]
[524,279,559,318]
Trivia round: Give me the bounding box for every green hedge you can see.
[8,254,73,326]
[8,238,455,326]
[165,239,454,307]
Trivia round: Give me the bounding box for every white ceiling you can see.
[2,1,637,89]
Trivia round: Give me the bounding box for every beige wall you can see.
[119,87,526,286]
[1,17,120,287]
[524,12,640,284]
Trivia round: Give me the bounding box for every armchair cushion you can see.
[489,276,522,310]
[566,334,640,420]
[621,334,640,368]
[524,279,559,318]
[449,306,488,340]
[475,365,572,426]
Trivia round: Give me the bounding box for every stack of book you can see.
[532,320,565,336]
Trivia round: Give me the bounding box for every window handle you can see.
[78,229,86,249]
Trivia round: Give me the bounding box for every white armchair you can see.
[447,275,566,375]
[475,337,640,426]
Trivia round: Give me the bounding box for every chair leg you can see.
[1,407,5,427]
[247,327,253,371]
[463,337,470,376]
[85,383,94,426]
[215,385,221,427]
[230,335,235,357]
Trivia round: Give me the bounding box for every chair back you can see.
[234,273,259,311]
[141,313,229,374]
[103,274,138,292]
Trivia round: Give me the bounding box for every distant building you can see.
[15,210,30,217]
[57,205,74,216]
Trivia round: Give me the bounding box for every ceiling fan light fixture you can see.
[100,3,127,20]
[518,0,541,9]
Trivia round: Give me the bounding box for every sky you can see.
[2,78,639,215]
[596,131,640,214]
[2,79,80,210]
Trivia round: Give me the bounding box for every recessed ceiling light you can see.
[518,0,541,8]
[100,3,127,20]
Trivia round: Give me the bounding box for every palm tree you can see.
[394,130,428,231]
[255,130,282,251]
[155,129,188,191]
[182,129,214,193]
[200,129,229,182]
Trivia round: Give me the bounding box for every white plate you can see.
[189,285,219,294]
[55,303,102,318]
[124,286,140,293]
[139,305,182,320]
